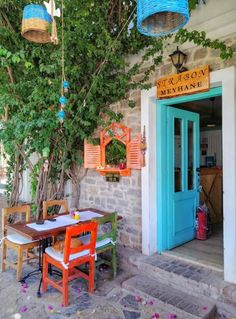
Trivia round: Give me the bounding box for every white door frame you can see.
[141,66,236,284]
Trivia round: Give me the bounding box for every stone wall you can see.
[79,34,236,252]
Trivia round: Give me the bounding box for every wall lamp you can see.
[169,46,187,74]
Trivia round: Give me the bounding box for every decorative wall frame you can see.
[84,123,143,176]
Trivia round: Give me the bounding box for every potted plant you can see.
[119,159,126,170]
[105,139,126,168]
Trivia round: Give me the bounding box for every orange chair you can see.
[42,221,98,306]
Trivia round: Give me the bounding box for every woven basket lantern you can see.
[22,4,52,44]
[137,0,190,37]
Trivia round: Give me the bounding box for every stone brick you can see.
[85,178,96,184]
[107,198,117,205]
[193,48,208,60]
[120,295,139,310]
[123,310,141,319]
[114,190,123,198]
[122,178,130,186]
[119,232,130,246]
[95,197,100,205]
[159,63,173,77]
[127,189,141,197]
[125,227,139,235]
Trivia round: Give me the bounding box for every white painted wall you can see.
[141,89,157,255]
[200,130,222,166]
[19,153,39,202]
[188,0,236,39]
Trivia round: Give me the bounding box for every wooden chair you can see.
[43,199,68,219]
[1,205,39,281]
[80,212,118,279]
[42,221,98,307]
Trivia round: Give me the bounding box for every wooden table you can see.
[7,208,113,241]
[7,208,116,296]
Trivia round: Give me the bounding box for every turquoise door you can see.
[167,107,199,249]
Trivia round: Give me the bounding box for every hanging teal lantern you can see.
[63,80,69,93]
[58,109,66,122]
[59,95,68,105]
[137,0,190,37]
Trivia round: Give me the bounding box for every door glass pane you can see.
[188,121,194,190]
[174,118,182,192]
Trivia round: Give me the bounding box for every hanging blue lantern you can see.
[137,0,190,37]
[63,80,70,93]
[58,109,66,121]
[59,95,68,105]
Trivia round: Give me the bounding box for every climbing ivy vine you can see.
[0,0,234,218]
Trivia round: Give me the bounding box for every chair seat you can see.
[80,234,113,249]
[6,233,38,245]
[45,247,90,263]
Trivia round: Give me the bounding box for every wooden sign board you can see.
[157,65,210,99]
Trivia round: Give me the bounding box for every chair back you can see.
[2,205,31,238]
[95,212,117,243]
[63,221,98,264]
[43,199,68,219]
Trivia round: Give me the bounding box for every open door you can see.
[167,106,200,249]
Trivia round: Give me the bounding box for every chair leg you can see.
[62,269,69,307]
[17,247,23,281]
[112,246,117,279]
[88,259,95,293]
[1,242,7,272]
[42,254,49,293]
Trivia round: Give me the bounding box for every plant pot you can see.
[119,162,126,170]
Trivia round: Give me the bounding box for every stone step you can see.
[131,253,236,318]
[122,274,217,319]
[135,253,224,300]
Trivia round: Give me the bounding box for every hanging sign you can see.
[157,65,210,99]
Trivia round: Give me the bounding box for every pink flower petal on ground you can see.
[168,314,177,319]
[48,305,53,311]
[60,304,65,307]
[20,306,28,313]
[202,306,208,311]
[151,313,160,319]
[21,288,27,293]
[21,283,28,289]
[135,295,142,302]
[147,300,154,306]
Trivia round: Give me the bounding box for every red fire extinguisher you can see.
[196,207,207,240]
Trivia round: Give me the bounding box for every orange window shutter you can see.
[127,134,142,169]
[84,141,101,169]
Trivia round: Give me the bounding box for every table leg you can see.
[20,239,43,284]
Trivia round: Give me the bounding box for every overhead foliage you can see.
[0,0,234,217]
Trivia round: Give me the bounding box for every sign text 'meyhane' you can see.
[157,65,210,99]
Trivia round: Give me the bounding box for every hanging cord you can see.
[61,0,65,96]
[70,5,137,126]
[51,0,58,45]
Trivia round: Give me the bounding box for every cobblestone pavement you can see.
[0,196,184,319]
[0,263,183,319]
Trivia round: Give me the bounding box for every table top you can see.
[7,208,115,241]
